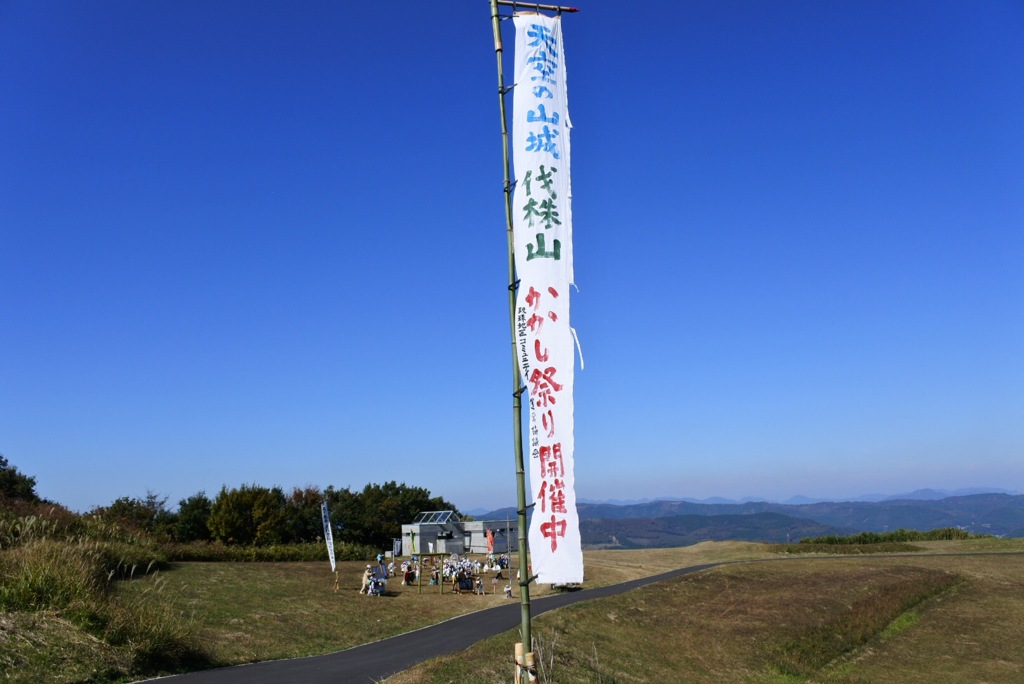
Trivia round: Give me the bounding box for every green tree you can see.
[336,481,460,549]
[208,484,288,546]
[0,454,40,503]
[320,485,350,541]
[176,491,213,542]
[90,491,176,539]
[323,485,359,544]
[284,486,327,544]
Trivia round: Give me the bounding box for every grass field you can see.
[114,542,771,667]
[388,542,1024,683]
[3,539,1024,682]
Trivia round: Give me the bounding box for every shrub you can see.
[0,505,84,548]
[163,540,378,562]
[0,454,41,503]
[770,542,922,555]
[0,521,212,679]
[0,539,106,612]
[176,491,213,542]
[800,527,985,545]
[208,484,289,546]
[89,492,177,540]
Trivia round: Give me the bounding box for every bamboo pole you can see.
[489,0,533,654]
[490,0,580,667]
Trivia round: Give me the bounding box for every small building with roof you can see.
[399,510,519,557]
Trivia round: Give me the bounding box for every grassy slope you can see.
[0,541,766,681]
[826,551,1024,683]
[386,540,1024,683]
[4,540,1024,682]
[117,542,768,667]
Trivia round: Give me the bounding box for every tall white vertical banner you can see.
[512,14,582,584]
[321,501,336,573]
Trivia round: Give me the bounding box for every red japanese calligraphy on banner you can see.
[512,13,582,584]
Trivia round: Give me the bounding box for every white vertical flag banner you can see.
[512,13,582,584]
[321,501,336,573]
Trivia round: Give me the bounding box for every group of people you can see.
[358,552,514,598]
[435,553,514,597]
[436,553,510,580]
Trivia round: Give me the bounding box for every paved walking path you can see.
[139,561,722,684]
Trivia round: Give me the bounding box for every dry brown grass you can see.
[822,554,1024,683]
[121,560,520,664]
[10,540,1023,682]
[113,543,768,667]
[0,611,124,683]
[118,556,549,665]
[385,546,1024,683]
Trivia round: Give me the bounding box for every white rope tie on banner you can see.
[570,326,584,370]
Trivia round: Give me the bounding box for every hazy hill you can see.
[762,494,1024,536]
[580,512,853,549]
[572,493,1024,536]
[478,493,1024,546]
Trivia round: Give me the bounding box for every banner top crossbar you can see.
[495,1,580,12]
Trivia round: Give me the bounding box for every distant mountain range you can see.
[580,512,850,549]
[465,488,1015,517]
[574,487,1019,506]
[473,489,1024,549]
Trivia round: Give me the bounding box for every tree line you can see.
[799,528,979,545]
[1,454,460,551]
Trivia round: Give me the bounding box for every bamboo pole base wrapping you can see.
[524,651,538,682]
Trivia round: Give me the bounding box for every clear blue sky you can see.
[2,1,1021,513]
